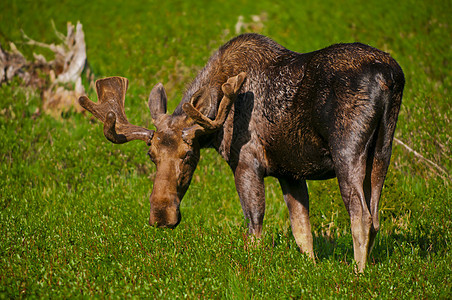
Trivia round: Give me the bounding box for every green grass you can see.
[1,0,451,298]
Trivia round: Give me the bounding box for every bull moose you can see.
[79,33,404,271]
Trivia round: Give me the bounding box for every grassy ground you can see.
[1,0,451,298]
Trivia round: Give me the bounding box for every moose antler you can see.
[79,76,154,144]
[182,72,246,139]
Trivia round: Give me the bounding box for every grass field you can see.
[1,0,451,298]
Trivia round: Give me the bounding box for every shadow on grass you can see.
[311,226,447,266]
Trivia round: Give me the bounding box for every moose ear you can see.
[189,86,215,118]
[148,83,168,121]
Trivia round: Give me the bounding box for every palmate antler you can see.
[78,77,154,145]
[182,72,246,139]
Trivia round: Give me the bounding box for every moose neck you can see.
[173,51,223,118]
[172,34,311,163]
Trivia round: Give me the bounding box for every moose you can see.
[79,33,404,271]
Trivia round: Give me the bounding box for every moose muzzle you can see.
[148,176,182,228]
[149,196,181,228]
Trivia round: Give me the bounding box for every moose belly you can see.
[265,132,336,181]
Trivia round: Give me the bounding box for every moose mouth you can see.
[149,203,181,229]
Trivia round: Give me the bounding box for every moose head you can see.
[79,73,246,228]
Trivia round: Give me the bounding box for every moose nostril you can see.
[149,208,181,228]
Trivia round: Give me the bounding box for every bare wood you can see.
[2,21,89,115]
[394,137,449,180]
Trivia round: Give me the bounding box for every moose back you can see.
[79,33,404,271]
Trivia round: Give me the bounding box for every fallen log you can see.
[0,21,90,116]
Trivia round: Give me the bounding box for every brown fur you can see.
[80,33,404,272]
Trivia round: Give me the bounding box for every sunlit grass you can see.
[1,0,451,298]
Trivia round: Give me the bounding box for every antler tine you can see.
[79,76,154,145]
[182,72,246,135]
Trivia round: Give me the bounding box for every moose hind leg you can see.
[365,131,396,257]
[335,156,373,272]
[279,178,314,260]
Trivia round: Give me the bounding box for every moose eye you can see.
[183,150,196,163]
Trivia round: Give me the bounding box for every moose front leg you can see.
[234,161,266,237]
[279,178,314,260]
